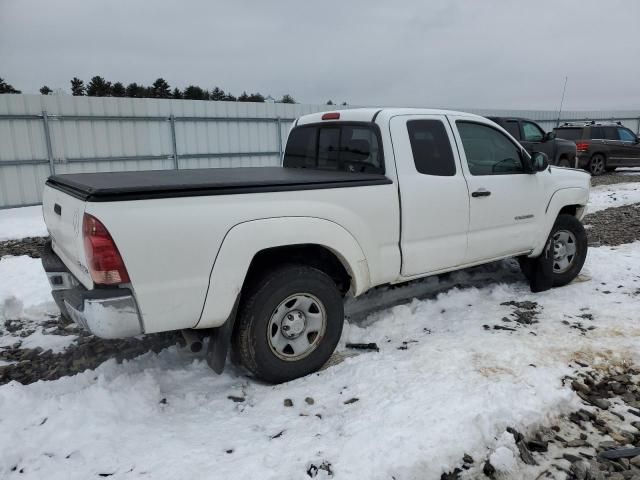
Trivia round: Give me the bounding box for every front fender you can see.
[531,187,589,256]
[196,217,370,329]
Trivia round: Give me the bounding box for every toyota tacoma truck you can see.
[41,109,591,383]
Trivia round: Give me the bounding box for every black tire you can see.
[232,264,343,383]
[588,154,606,176]
[558,157,572,168]
[550,214,588,287]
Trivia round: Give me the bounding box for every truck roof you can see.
[296,108,486,125]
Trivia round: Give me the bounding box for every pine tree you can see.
[70,77,85,96]
[237,91,250,102]
[86,76,112,97]
[125,83,146,98]
[39,85,52,95]
[172,88,183,99]
[0,78,21,94]
[341,101,348,106]
[326,100,334,105]
[278,94,296,104]
[183,85,207,100]
[151,78,171,98]
[247,92,265,102]
[111,82,126,97]
[209,87,225,101]
[223,92,236,101]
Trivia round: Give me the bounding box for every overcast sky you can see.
[1,0,639,111]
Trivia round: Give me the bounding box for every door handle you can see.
[472,189,491,198]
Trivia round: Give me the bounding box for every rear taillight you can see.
[82,213,130,285]
[576,142,589,153]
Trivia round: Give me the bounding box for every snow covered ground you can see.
[587,181,640,213]
[1,181,640,479]
[0,206,48,241]
[1,244,640,479]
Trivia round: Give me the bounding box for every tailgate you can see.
[42,184,93,289]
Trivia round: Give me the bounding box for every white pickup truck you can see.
[41,108,590,383]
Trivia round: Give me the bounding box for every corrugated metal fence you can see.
[1,94,639,208]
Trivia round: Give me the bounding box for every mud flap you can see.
[205,297,239,374]
[528,236,554,293]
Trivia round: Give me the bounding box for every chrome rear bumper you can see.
[64,294,143,339]
[42,241,144,339]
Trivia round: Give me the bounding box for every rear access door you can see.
[390,114,470,276]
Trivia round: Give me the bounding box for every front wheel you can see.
[550,214,588,287]
[232,264,344,383]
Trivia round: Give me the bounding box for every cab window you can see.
[618,127,636,142]
[457,121,525,175]
[284,124,384,174]
[522,121,544,142]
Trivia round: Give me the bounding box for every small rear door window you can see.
[407,120,456,176]
[554,128,583,140]
[590,127,604,139]
[603,127,618,140]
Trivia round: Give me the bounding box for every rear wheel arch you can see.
[243,244,352,296]
[196,217,369,329]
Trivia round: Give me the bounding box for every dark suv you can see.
[553,121,640,176]
[487,117,577,168]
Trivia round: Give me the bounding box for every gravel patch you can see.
[0,323,182,386]
[584,204,640,247]
[442,364,640,479]
[0,236,47,258]
[591,171,640,187]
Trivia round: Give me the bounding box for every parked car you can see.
[553,121,640,175]
[41,108,591,383]
[487,116,577,168]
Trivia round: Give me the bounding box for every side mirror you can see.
[531,152,549,172]
[543,131,556,142]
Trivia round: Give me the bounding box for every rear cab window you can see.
[284,123,384,174]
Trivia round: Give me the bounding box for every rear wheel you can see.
[588,154,606,176]
[550,214,588,287]
[232,264,344,383]
[558,157,572,168]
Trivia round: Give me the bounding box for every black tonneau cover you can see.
[46,167,392,202]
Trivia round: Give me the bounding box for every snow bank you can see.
[1,243,639,479]
[0,206,47,241]
[0,255,61,349]
[587,182,640,213]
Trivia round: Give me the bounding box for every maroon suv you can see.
[553,121,640,175]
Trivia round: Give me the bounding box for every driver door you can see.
[449,116,547,263]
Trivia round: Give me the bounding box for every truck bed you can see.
[46,167,392,202]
